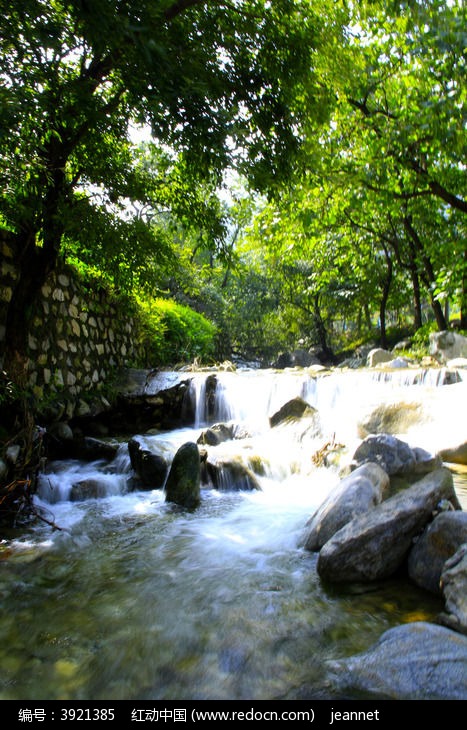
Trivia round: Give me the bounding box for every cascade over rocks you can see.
[407,511,467,594]
[302,462,390,552]
[70,478,110,502]
[205,455,262,492]
[328,622,467,700]
[4,361,466,697]
[316,467,460,583]
[164,442,201,509]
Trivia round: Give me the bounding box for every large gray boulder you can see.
[430,331,467,364]
[439,545,467,635]
[164,442,201,509]
[317,467,461,583]
[328,622,467,700]
[302,463,390,552]
[366,348,392,367]
[352,433,441,475]
[408,512,467,594]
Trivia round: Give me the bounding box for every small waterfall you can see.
[187,365,467,459]
[36,443,132,503]
[190,374,208,427]
[36,365,467,508]
[193,369,317,431]
[370,366,463,387]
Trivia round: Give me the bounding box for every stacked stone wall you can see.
[1,233,149,416]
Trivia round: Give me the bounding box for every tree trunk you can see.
[403,216,447,331]
[378,244,393,350]
[460,250,467,330]
[3,235,58,390]
[0,230,57,509]
[312,294,335,362]
[410,268,423,330]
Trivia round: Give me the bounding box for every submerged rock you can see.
[317,467,460,583]
[272,349,322,369]
[447,357,467,370]
[408,511,467,594]
[70,479,108,502]
[328,622,467,700]
[302,462,390,552]
[165,442,201,509]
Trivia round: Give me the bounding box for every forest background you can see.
[1,0,465,387]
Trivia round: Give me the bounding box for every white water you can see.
[1,366,466,700]
[35,366,467,519]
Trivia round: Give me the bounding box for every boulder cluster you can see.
[300,434,467,699]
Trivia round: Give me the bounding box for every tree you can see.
[0,0,343,386]
[337,0,466,325]
[246,0,466,354]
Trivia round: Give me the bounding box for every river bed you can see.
[0,367,465,700]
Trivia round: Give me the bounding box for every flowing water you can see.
[0,367,466,700]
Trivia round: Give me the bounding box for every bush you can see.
[410,321,438,358]
[137,297,217,366]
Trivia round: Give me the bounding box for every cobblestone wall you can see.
[1,234,148,417]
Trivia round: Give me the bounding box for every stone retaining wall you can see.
[1,233,149,417]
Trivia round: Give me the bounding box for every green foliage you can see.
[0,0,338,243]
[409,321,438,358]
[224,0,466,359]
[2,0,465,372]
[136,297,217,366]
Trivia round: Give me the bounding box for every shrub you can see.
[136,297,217,365]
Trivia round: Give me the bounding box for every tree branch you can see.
[164,0,208,22]
[427,179,467,214]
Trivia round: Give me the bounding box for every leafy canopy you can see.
[0,0,342,246]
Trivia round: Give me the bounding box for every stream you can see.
[0,367,466,700]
